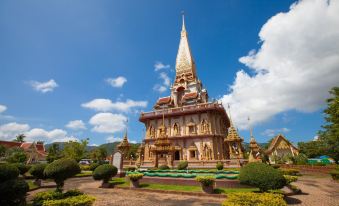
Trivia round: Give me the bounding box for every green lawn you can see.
[26,180,39,190]
[75,171,93,177]
[109,177,257,194]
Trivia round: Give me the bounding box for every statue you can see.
[173,123,179,135]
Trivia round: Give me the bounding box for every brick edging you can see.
[115,186,227,198]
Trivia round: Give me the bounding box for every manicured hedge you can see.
[44,159,81,191]
[30,164,47,180]
[92,164,117,183]
[222,192,287,206]
[280,168,300,176]
[32,189,94,206]
[0,179,29,206]
[196,176,215,186]
[12,163,31,176]
[177,161,188,170]
[89,163,100,171]
[128,173,143,181]
[216,162,224,170]
[159,165,170,170]
[329,169,339,180]
[239,162,286,192]
[0,163,19,182]
[284,175,298,184]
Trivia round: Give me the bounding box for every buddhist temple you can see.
[139,15,245,168]
[266,134,299,164]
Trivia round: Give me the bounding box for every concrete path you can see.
[27,175,339,206]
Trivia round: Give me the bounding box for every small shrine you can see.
[117,131,131,159]
[224,123,245,159]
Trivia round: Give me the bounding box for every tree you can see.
[0,145,6,158]
[13,134,26,143]
[63,139,88,162]
[90,147,107,163]
[44,158,81,192]
[46,143,63,163]
[298,141,327,158]
[318,87,339,163]
[5,148,27,163]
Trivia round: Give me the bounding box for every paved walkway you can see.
[27,175,339,206]
[285,175,339,206]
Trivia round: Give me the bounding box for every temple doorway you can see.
[174,150,180,160]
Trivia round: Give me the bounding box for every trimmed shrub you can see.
[89,163,100,171]
[128,173,143,181]
[284,175,298,184]
[329,170,339,180]
[0,178,29,206]
[313,162,326,166]
[32,189,90,206]
[239,162,286,192]
[42,194,95,206]
[0,163,19,182]
[44,158,81,191]
[272,165,280,169]
[80,165,91,171]
[125,167,136,171]
[177,161,188,170]
[30,164,47,180]
[92,164,117,183]
[280,168,300,176]
[216,162,224,170]
[222,192,287,206]
[195,176,215,186]
[12,163,31,176]
[159,165,170,170]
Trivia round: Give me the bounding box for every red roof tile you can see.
[183,92,198,100]
[157,96,171,104]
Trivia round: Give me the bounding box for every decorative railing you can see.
[140,102,225,118]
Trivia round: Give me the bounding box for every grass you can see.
[26,180,39,190]
[109,177,257,194]
[75,171,93,177]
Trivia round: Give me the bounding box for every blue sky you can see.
[0,0,338,146]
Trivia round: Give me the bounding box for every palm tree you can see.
[14,134,26,142]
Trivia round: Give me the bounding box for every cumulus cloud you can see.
[154,61,170,71]
[106,136,123,143]
[66,120,87,130]
[153,72,171,93]
[81,99,147,112]
[106,76,127,88]
[89,113,127,133]
[220,0,339,129]
[30,79,58,93]
[0,122,77,142]
[261,128,290,137]
[0,104,7,113]
[0,122,30,141]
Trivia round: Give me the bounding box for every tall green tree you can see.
[5,148,27,163]
[318,87,339,163]
[63,139,88,162]
[90,147,107,163]
[14,134,26,142]
[0,145,6,158]
[46,143,63,163]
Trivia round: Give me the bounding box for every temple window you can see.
[190,150,196,158]
[189,125,195,134]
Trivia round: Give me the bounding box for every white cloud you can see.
[30,79,58,93]
[220,0,339,129]
[106,76,127,88]
[154,61,170,71]
[0,104,7,113]
[66,120,86,130]
[81,99,147,112]
[26,128,78,142]
[261,128,290,137]
[0,122,30,141]
[89,113,127,133]
[153,72,171,93]
[153,84,167,93]
[106,136,123,143]
[0,122,78,143]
